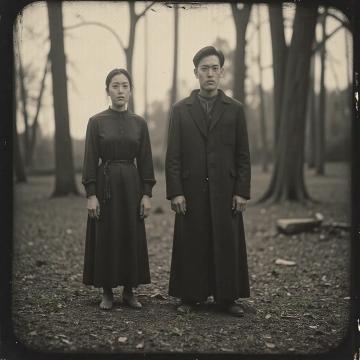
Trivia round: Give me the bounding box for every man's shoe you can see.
[225,304,244,317]
[123,293,142,309]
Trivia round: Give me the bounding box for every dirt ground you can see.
[11,163,351,355]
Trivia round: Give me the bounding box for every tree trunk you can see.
[231,4,252,103]
[47,2,78,196]
[316,10,327,175]
[258,4,318,203]
[28,55,50,167]
[144,4,148,120]
[126,3,138,112]
[268,3,287,145]
[307,54,317,168]
[16,38,30,165]
[170,6,179,108]
[256,5,268,172]
[13,97,27,182]
[344,25,352,136]
[164,5,179,155]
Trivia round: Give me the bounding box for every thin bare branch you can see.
[326,10,350,31]
[136,1,156,21]
[312,24,343,54]
[64,21,125,50]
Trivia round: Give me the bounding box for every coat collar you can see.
[185,89,231,105]
[185,89,230,136]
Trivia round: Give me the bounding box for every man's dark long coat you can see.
[165,89,251,303]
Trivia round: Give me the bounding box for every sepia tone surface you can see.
[12,1,352,354]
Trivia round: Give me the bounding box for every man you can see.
[165,46,251,317]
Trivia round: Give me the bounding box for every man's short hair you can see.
[193,46,225,68]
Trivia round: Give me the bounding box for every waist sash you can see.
[102,159,135,203]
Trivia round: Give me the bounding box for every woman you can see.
[82,68,156,310]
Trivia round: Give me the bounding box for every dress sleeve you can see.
[82,117,99,197]
[136,120,156,197]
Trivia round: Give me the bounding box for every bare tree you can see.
[256,5,269,172]
[47,2,78,196]
[28,54,50,167]
[144,2,149,120]
[231,3,252,103]
[268,3,287,144]
[163,4,179,155]
[258,4,318,203]
[13,86,27,183]
[307,55,317,169]
[64,2,155,112]
[15,33,30,163]
[315,9,328,175]
[169,5,179,109]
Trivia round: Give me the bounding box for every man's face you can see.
[194,55,223,92]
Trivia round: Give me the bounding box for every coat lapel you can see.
[185,89,232,136]
[186,90,208,138]
[209,89,231,132]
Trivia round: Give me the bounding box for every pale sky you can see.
[16,2,352,139]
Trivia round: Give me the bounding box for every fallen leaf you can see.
[275,258,296,266]
[29,330,37,336]
[265,342,276,349]
[220,348,232,352]
[309,325,318,329]
[150,293,166,300]
[61,338,72,345]
[118,336,128,343]
[265,314,271,319]
[136,341,144,349]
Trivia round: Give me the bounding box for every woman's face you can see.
[107,73,131,110]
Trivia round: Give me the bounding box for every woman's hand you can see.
[87,195,100,219]
[140,195,151,219]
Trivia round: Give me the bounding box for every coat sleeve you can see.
[136,120,156,197]
[82,117,99,197]
[165,105,183,200]
[234,105,251,199]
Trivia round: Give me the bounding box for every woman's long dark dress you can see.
[82,107,156,288]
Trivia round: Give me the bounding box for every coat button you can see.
[205,177,209,181]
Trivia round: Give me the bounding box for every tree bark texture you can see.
[256,5,268,172]
[13,100,27,183]
[16,38,30,165]
[316,10,327,175]
[47,1,78,196]
[307,55,317,168]
[259,4,318,203]
[28,55,50,167]
[231,4,252,103]
[268,3,287,145]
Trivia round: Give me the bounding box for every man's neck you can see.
[198,88,218,98]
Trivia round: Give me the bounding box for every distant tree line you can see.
[14,2,352,204]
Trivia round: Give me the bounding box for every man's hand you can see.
[140,195,151,219]
[171,195,187,215]
[232,195,247,214]
[87,195,100,219]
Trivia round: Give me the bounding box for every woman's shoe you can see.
[99,291,113,310]
[123,292,142,309]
